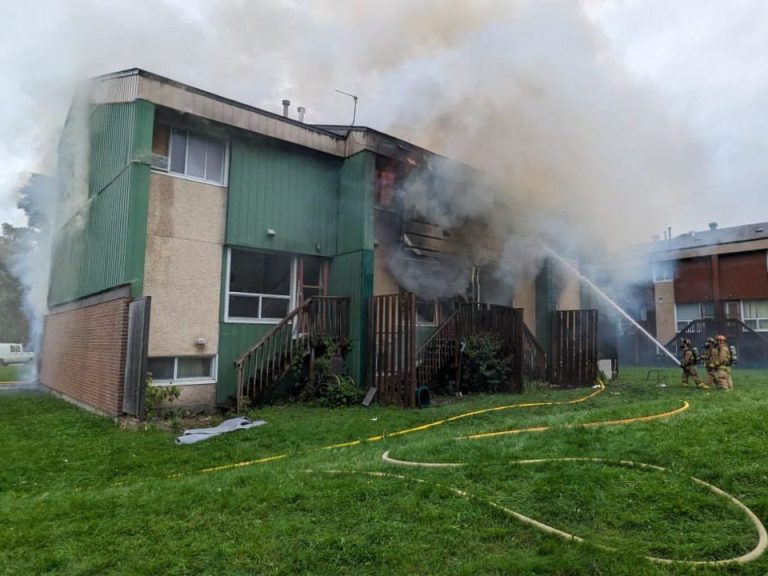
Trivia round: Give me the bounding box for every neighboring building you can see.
[41,69,585,417]
[610,222,768,366]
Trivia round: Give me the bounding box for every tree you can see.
[0,173,54,345]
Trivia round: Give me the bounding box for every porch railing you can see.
[665,317,768,367]
[235,296,349,410]
[415,311,459,390]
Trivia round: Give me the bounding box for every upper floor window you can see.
[151,125,226,185]
[653,261,674,283]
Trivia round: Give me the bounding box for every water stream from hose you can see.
[546,250,681,366]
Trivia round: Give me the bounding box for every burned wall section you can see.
[40,290,131,417]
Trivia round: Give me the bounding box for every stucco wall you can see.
[556,259,582,311]
[144,173,226,357]
[654,281,676,344]
[374,244,401,296]
[514,280,537,334]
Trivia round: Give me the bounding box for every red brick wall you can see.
[719,251,768,300]
[674,257,713,303]
[40,297,131,417]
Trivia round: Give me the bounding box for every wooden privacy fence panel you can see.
[550,309,598,387]
[123,297,151,419]
[367,293,417,407]
[456,304,524,393]
[523,322,547,383]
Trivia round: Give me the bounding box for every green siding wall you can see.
[226,137,341,256]
[216,321,272,405]
[328,250,374,387]
[337,151,375,254]
[49,101,154,306]
[535,260,557,355]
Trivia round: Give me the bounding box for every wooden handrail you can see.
[415,311,458,389]
[235,296,349,410]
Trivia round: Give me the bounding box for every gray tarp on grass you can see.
[175,417,266,445]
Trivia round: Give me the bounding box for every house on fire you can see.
[40,69,594,418]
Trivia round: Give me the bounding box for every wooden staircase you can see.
[415,311,459,391]
[234,297,350,410]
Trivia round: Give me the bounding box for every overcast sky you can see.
[1,0,766,241]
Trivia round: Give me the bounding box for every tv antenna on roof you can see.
[335,89,358,126]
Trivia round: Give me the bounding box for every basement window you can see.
[151,125,226,185]
[743,300,768,331]
[148,356,217,384]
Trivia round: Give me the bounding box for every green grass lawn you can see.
[0,365,20,382]
[2,367,768,575]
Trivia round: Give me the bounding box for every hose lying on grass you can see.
[363,456,767,567]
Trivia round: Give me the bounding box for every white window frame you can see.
[674,301,714,331]
[653,261,674,283]
[151,126,229,186]
[742,299,768,331]
[224,248,298,324]
[416,299,439,326]
[148,355,218,386]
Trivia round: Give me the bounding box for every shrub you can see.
[144,374,180,419]
[460,333,512,393]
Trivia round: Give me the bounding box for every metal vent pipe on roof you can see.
[709,222,718,231]
[282,99,290,117]
[297,106,306,122]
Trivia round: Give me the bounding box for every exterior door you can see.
[724,300,741,320]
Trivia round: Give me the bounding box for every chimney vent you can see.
[281,99,290,117]
[297,106,306,122]
[709,222,718,231]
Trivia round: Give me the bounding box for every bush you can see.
[144,374,180,419]
[298,339,362,407]
[460,333,512,393]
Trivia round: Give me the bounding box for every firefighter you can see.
[679,338,706,388]
[703,337,717,389]
[714,334,734,391]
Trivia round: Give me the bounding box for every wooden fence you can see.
[367,293,417,407]
[549,309,598,387]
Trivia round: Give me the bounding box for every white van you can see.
[0,343,35,366]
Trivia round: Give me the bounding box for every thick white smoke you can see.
[0,0,726,349]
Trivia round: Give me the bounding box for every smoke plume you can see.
[1,0,716,345]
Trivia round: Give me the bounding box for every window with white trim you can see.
[675,301,714,330]
[653,261,674,282]
[151,125,226,185]
[227,249,294,322]
[416,299,438,325]
[147,356,217,384]
[225,249,329,323]
[742,299,768,331]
